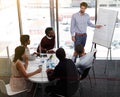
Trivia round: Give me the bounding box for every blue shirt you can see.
[70,12,95,36]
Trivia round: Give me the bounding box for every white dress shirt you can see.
[70,12,95,36]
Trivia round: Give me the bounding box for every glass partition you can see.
[0,0,20,56]
[20,0,51,54]
[0,0,119,59]
[58,0,95,57]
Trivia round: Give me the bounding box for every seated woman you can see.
[72,44,96,74]
[9,46,42,92]
[20,34,36,60]
[37,27,55,54]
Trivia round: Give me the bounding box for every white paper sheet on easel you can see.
[93,8,118,48]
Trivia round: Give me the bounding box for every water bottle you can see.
[40,57,45,64]
[46,59,50,69]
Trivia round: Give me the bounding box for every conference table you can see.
[27,53,59,97]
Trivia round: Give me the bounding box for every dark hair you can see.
[75,44,84,55]
[45,27,53,35]
[13,46,25,62]
[56,48,66,61]
[80,2,88,8]
[20,35,30,45]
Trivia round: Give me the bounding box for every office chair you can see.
[0,79,27,97]
[78,67,92,96]
[91,58,96,84]
[80,67,91,80]
[91,48,97,83]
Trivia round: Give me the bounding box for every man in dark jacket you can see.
[45,48,79,97]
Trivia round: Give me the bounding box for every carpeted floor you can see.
[0,60,120,97]
[72,60,120,97]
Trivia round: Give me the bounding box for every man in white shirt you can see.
[70,2,102,47]
[72,44,96,74]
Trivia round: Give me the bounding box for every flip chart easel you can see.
[92,8,118,73]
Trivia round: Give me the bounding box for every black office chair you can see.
[78,67,92,96]
[80,67,91,80]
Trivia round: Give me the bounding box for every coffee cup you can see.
[38,65,42,68]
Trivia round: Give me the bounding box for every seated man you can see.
[45,48,79,97]
[37,27,55,53]
[72,44,96,75]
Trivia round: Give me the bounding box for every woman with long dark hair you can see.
[9,46,42,92]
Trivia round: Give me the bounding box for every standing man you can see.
[70,2,102,47]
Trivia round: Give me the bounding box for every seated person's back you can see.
[76,51,94,69]
[72,44,96,74]
[37,27,55,53]
[46,48,79,97]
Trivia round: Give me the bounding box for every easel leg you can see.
[91,43,96,85]
[92,58,96,85]
[104,48,112,73]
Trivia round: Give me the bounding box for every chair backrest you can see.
[0,80,7,94]
[80,67,91,80]
[0,79,28,96]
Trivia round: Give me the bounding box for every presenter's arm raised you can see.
[95,25,102,28]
